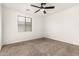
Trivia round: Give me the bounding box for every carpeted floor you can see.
[0,38,79,56]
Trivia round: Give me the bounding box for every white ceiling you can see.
[2,3,79,16]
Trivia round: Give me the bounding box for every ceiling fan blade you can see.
[31,5,41,8]
[43,10,46,14]
[44,6,55,9]
[35,9,41,13]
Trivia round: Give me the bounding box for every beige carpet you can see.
[0,38,79,56]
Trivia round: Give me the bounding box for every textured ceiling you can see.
[2,3,79,16]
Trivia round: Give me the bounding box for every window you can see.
[18,16,32,32]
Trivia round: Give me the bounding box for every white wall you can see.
[3,4,79,46]
[0,4,2,49]
[45,5,79,45]
[2,6,44,45]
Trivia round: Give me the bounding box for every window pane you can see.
[18,16,32,32]
[25,18,32,31]
[18,16,25,32]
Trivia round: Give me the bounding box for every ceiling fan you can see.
[31,3,55,14]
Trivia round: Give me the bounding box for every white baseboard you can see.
[45,34,79,46]
[3,36,43,45]
[3,34,79,47]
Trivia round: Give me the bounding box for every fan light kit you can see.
[40,9,45,11]
[31,3,55,14]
